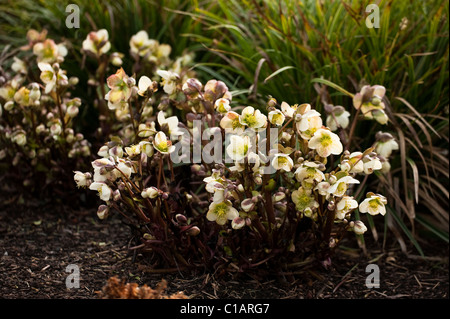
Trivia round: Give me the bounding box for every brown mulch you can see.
[0,196,448,300]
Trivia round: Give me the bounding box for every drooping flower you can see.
[353,220,368,235]
[124,144,141,157]
[271,153,294,172]
[141,186,159,199]
[239,106,267,129]
[335,196,358,219]
[359,193,387,216]
[82,29,111,57]
[294,161,325,183]
[206,201,239,226]
[268,110,285,126]
[89,182,112,202]
[104,68,133,110]
[116,159,132,179]
[353,85,388,124]
[153,131,175,154]
[375,132,399,158]
[325,106,351,131]
[157,111,183,137]
[362,155,382,175]
[226,134,251,161]
[203,170,227,193]
[156,70,179,95]
[229,151,261,173]
[137,76,154,96]
[340,152,364,174]
[11,130,27,146]
[73,171,91,188]
[308,128,343,158]
[280,101,297,118]
[38,63,57,94]
[11,57,27,74]
[327,175,360,197]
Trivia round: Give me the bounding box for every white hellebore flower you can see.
[73,171,91,188]
[214,98,231,114]
[268,110,285,126]
[206,201,239,226]
[156,70,179,95]
[335,196,358,219]
[296,109,322,133]
[308,128,343,158]
[124,144,141,157]
[226,135,251,161]
[294,161,325,183]
[89,182,112,202]
[220,111,245,134]
[203,170,226,193]
[157,111,183,137]
[326,108,351,131]
[239,106,267,129]
[359,193,387,216]
[137,76,153,96]
[363,156,382,175]
[271,153,294,172]
[280,101,297,118]
[82,29,111,56]
[38,63,57,94]
[375,139,399,158]
[340,152,364,174]
[153,131,175,154]
[116,160,132,179]
[141,187,159,199]
[327,175,360,197]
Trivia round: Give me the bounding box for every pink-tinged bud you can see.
[241,198,255,212]
[186,226,200,236]
[231,217,246,230]
[176,214,188,224]
[97,205,109,220]
[113,189,121,201]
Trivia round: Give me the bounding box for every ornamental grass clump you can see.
[0,30,91,192]
[76,55,388,274]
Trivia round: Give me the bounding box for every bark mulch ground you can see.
[0,196,448,300]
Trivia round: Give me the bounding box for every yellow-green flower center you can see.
[214,202,229,219]
[242,113,257,127]
[319,134,332,147]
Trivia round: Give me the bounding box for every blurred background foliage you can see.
[0,0,448,252]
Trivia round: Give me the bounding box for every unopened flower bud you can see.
[186,226,200,236]
[113,189,121,201]
[69,77,79,86]
[241,198,255,212]
[176,214,188,224]
[273,192,286,202]
[231,217,246,230]
[97,205,109,220]
[353,220,367,235]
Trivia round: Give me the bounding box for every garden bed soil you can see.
[0,195,448,300]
